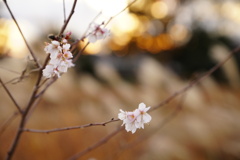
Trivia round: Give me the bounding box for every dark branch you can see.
[3,0,41,68]
[58,0,78,36]
[23,118,120,134]
[68,127,123,160]
[150,46,240,112]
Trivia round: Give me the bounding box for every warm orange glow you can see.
[112,13,140,34]
[150,1,168,19]
[110,13,141,50]
[79,40,102,55]
[109,40,125,51]
[1,20,36,58]
[136,34,174,53]
[0,20,8,55]
[113,33,131,46]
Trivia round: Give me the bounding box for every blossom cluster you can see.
[118,103,152,134]
[43,32,74,78]
[87,22,110,43]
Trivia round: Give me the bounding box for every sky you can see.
[1,0,240,57]
[0,0,131,57]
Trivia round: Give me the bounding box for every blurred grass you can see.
[1,55,240,160]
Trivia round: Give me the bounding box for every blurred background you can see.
[1,0,240,159]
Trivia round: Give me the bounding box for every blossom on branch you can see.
[42,32,74,78]
[87,22,110,43]
[118,103,152,134]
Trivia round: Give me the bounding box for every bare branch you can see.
[0,78,23,114]
[71,0,137,61]
[3,1,41,68]
[150,46,240,112]
[68,127,123,160]
[5,51,51,160]
[0,66,21,75]
[5,0,79,159]
[104,0,137,26]
[117,94,186,156]
[35,77,57,98]
[58,0,78,36]
[23,118,120,134]
[63,0,67,22]
[73,42,89,62]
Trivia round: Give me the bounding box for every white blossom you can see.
[118,103,152,134]
[42,33,74,79]
[44,41,62,59]
[135,103,152,129]
[42,64,59,78]
[87,23,110,43]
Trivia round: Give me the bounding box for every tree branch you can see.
[73,42,89,62]
[68,127,123,160]
[63,0,67,23]
[150,46,240,112]
[23,118,120,134]
[105,0,137,26]
[5,64,45,160]
[58,0,78,36]
[3,0,41,68]
[121,94,186,154]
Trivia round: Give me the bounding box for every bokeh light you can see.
[168,24,190,44]
[150,1,168,19]
[221,1,240,23]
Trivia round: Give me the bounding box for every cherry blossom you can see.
[44,41,62,59]
[42,32,74,79]
[118,103,152,134]
[87,23,110,43]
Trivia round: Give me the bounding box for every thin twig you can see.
[0,76,28,86]
[63,0,67,23]
[104,0,137,26]
[35,76,57,98]
[0,78,23,114]
[73,42,89,62]
[3,0,41,68]
[23,118,120,134]
[58,0,78,36]
[0,66,21,75]
[68,127,124,160]
[71,0,137,60]
[5,0,82,158]
[70,11,102,56]
[0,67,40,87]
[121,94,186,153]
[150,46,240,112]
[22,46,240,135]
[5,65,44,160]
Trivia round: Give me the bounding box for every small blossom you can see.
[118,103,152,134]
[87,23,110,43]
[42,33,74,79]
[63,51,73,60]
[135,103,152,129]
[44,41,62,56]
[57,61,69,73]
[42,64,58,78]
